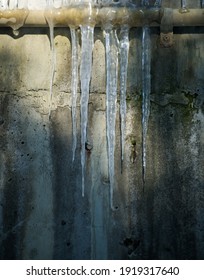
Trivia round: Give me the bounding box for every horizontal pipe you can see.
[0,8,204,29]
[173,9,204,27]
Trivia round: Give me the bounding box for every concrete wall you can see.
[0,0,204,260]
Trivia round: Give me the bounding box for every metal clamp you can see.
[160,8,174,48]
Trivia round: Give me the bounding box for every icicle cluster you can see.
[45,0,94,197]
[45,0,130,204]
[45,0,154,206]
[0,0,29,9]
[3,0,153,205]
[103,24,130,208]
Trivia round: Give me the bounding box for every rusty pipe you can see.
[0,8,204,29]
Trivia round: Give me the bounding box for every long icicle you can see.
[119,26,129,170]
[70,28,79,162]
[105,27,119,210]
[80,25,94,197]
[142,26,151,186]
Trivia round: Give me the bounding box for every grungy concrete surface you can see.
[0,2,204,260]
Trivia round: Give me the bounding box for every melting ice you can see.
[119,26,129,166]
[80,25,94,197]
[181,0,187,9]
[142,26,151,184]
[105,27,119,209]
[42,1,151,204]
[70,28,79,162]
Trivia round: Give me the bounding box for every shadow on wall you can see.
[0,27,93,260]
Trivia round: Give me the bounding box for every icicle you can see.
[80,25,94,197]
[70,28,79,162]
[105,27,119,209]
[119,26,129,168]
[181,0,187,9]
[142,26,151,186]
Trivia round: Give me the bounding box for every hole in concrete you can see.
[122,238,141,252]
[61,220,66,226]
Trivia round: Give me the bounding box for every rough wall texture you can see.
[0,1,204,260]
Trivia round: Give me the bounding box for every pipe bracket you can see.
[160,8,174,48]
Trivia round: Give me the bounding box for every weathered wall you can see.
[0,0,204,260]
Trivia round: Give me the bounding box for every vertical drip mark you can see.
[105,27,119,210]
[48,22,56,118]
[45,1,56,118]
[80,25,94,197]
[142,26,151,187]
[119,26,129,171]
[70,28,79,162]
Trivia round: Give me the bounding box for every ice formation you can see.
[80,25,94,197]
[45,1,56,117]
[0,0,155,205]
[142,26,151,185]
[119,26,129,166]
[181,0,187,9]
[104,27,119,209]
[70,28,79,162]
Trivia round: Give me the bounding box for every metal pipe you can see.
[173,9,204,27]
[0,8,204,28]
